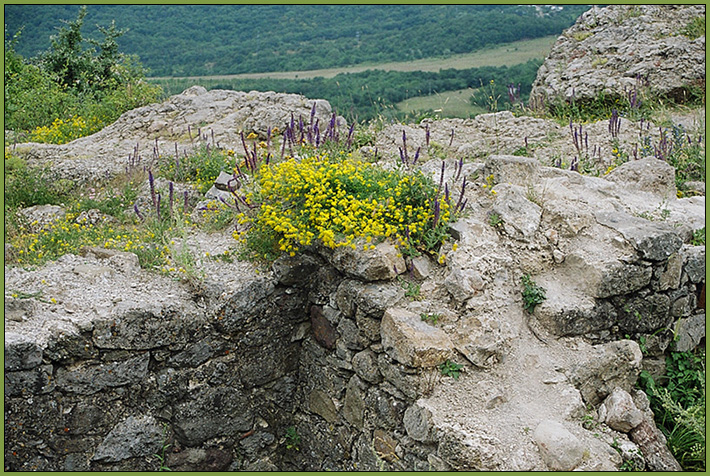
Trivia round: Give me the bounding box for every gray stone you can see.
[491,184,542,241]
[72,263,114,278]
[271,253,320,286]
[343,376,366,429]
[325,241,405,282]
[682,245,706,283]
[352,349,382,384]
[5,332,43,370]
[674,313,705,352]
[403,403,436,443]
[453,314,514,369]
[567,340,643,406]
[55,353,150,395]
[483,154,541,187]
[337,318,369,350]
[91,415,163,463]
[596,211,683,261]
[605,157,677,198]
[213,170,240,192]
[4,298,37,323]
[93,307,198,350]
[599,387,643,432]
[658,252,683,291]
[4,365,55,396]
[410,256,433,279]
[437,429,500,471]
[172,387,253,446]
[19,204,66,232]
[380,308,454,368]
[444,267,485,303]
[365,388,405,430]
[377,353,420,400]
[533,420,585,471]
[167,339,213,367]
[309,388,338,423]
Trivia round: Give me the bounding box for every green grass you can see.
[396,88,487,119]
[150,36,557,81]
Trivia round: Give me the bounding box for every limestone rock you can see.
[55,353,150,395]
[403,403,436,443]
[483,154,541,187]
[444,267,484,303]
[605,157,677,199]
[19,204,66,233]
[380,308,454,368]
[309,388,338,423]
[599,387,643,432]
[567,340,643,405]
[673,312,705,352]
[324,241,405,282]
[596,211,683,262]
[531,5,706,106]
[352,349,382,384]
[533,420,585,471]
[272,253,320,286]
[92,415,163,463]
[343,376,366,429]
[491,184,542,241]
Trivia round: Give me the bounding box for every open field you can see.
[149,36,557,81]
[396,88,488,118]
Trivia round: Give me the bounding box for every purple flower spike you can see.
[134,204,144,221]
[169,182,174,217]
[148,169,157,209]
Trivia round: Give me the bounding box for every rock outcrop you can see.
[531,4,706,106]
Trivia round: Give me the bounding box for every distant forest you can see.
[5,4,589,77]
[153,61,543,122]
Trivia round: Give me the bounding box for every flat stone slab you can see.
[380,308,454,368]
[596,211,683,261]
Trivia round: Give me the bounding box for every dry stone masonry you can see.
[4,4,705,471]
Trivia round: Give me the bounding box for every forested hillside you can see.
[5,4,589,77]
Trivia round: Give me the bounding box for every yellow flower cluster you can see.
[238,154,450,257]
[30,115,103,145]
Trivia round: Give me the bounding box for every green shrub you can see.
[638,350,705,471]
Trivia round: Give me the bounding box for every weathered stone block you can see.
[92,415,163,463]
[674,313,705,352]
[55,353,150,395]
[309,388,338,423]
[599,387,643,432]
[596,211,683,261]
[567,340,643,406]
[605,157,677,198]
[4,365,55,396]
[491,184,542,241]
[380,308,454,368]
[172,387,253,446]
[352,349,381,384]
[325,241,405,282]
[533,420,584,471]
[5,332,43,371]
[404,403,436,443]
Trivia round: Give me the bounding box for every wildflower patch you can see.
[235,154,456,260]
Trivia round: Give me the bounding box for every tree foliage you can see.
[4,7,161,134]
[5,4,590,77]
